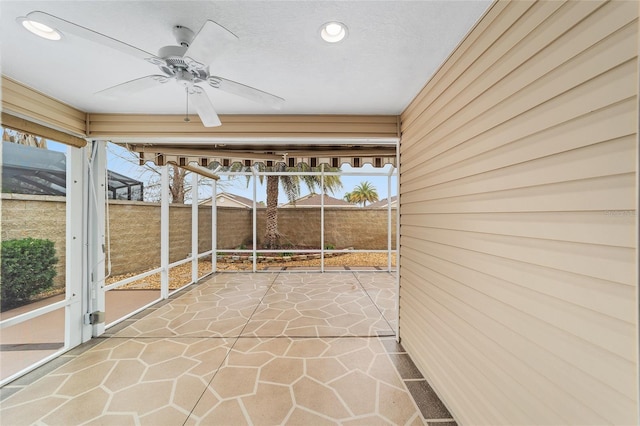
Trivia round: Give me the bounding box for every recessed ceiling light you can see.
[320,21,347,43]
[17,16,62,41]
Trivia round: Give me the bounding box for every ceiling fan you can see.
[18,11,285,127]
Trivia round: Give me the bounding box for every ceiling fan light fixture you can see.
[17,16,62,40]
[320,21,347,43]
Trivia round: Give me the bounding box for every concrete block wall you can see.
[215,207,253,249]
[108,200,162,275]
[1,194,67,288]
[2,195,397,287]
[252,208,397,249]
[324,209,397,249]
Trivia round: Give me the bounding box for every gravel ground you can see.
[106,253,396,290]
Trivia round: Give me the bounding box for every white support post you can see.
[191,171,199,283]
[212,179,217,273]
[66,145,89,344]
[387,167,393,272]
[395,145,401,342]
[88,141,106,337]
[252,166,257,273]
[160,166,170,299]
[321,164,325,273]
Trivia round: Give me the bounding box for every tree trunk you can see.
[264,175,280,249]
[169,165,187,204]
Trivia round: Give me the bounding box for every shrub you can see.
[1,238,58,310]
[324,243,336,250]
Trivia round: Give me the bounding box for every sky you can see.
[46,140,398,204]
[213,163,398,205]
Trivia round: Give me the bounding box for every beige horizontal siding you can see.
[1,112,87,148]
[1,76,86,137]
[87,113,400,140]
[401,97,637,188]
[399,1,638,425]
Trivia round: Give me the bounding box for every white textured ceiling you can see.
[0,1,490,117]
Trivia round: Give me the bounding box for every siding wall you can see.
[399,1,638,425]
[87,114,400,140]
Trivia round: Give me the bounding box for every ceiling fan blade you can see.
[23,11,163,65]
[183,20,238,69]
[96,75,169,98]
[190,87,222,127]
[208,76,284,109]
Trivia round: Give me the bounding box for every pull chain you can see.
[184,88,191,123]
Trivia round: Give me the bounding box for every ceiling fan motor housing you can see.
[156,45,208,82]
[172,25,195,47]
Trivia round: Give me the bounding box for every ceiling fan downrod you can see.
[184,88,190,123]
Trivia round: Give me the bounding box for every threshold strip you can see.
[0,343,64,351]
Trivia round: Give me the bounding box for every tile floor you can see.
[0,272,456,425]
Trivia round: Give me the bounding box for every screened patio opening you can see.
[2,141,143,201]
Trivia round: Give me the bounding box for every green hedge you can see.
[1,238,58,310]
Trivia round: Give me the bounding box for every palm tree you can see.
[347,181,379,207]
[212,161,342,249]
[260,162,342,248]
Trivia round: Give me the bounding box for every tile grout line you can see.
[351,271,396,333]
[182,271,282,425]
[2,280,210,398]
[6,281,209,389]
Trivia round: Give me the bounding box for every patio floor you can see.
[0,272,455,425]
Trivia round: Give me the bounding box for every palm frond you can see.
[280,175,301,203]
